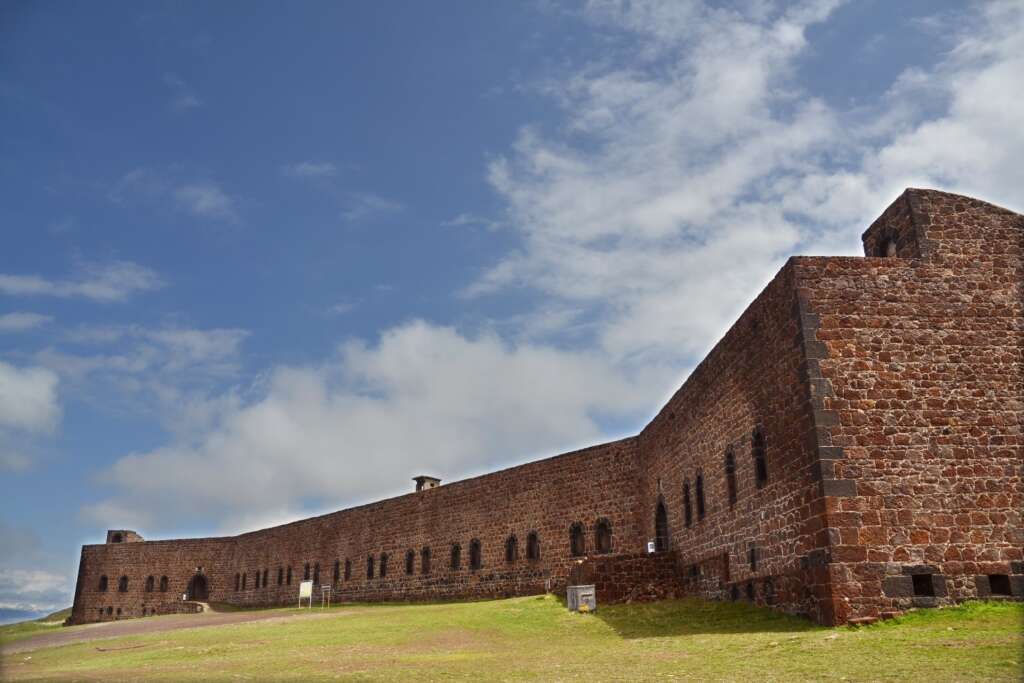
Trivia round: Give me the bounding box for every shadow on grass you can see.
[581,597,824,639]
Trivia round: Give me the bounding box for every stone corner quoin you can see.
[68,188,1024,627]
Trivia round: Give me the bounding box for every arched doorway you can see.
[186,573,209,601]
[654,499,669,552]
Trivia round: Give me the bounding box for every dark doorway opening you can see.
[186,573,209,601]
[654,500,669,552]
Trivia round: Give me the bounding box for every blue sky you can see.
[1,0,1022,617]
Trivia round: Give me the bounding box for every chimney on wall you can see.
[413,476,441,492]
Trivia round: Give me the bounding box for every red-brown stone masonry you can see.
[793,191,1024,622]
[635,261,836,623]
[70,438,644,623]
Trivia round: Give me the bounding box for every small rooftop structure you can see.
[413,476,441,492]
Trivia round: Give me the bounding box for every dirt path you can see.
[1,607,339,655]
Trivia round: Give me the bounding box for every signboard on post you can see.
[298,580,313,608]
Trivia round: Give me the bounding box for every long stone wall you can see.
[69,189,1023,627]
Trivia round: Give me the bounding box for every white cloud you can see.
[0,261,163,303]
[175,182,239,222]
[0,362,60,434]
[83,320,661,531]
[164,73,203,111]
[340,193,404,222]
[0,312,52,333]
[468,0,1024,366]
[0,362,60,472]
[282,161,338,178]
[0,524,73,613]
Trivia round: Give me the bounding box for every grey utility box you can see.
[567,584,597,612]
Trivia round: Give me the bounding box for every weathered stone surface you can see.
[68,189,1024,627]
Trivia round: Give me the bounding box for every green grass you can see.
[0,608,71,645]
[2,598,1021,682]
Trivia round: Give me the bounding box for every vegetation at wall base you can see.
[1,597,1020,681]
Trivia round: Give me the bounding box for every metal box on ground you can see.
[567,584,597,612]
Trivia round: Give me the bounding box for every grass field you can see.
[1,597,1021,682]
[0,609,71,646]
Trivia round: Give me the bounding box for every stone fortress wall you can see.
[68,189,1023,626]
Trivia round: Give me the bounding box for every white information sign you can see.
[298,580,314,608]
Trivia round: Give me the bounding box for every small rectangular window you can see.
[912,573,935,597]
[988,574,1011,596]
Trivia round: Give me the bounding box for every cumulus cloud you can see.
[164,73,203,111]
[175,182,239,222]
[0,261,163,303]
[0,362,60,471]
[83,320,661,532]
[282,161,338,178]
[469,0,1024,365]
[0,362,60,434]
[0,524,73,614]
[340,192,404,222]
[0,312,52,333]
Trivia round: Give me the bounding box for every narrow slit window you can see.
[505,535,518,564]
[469,540,482,571]
[366,556,375,579]
[98,575,108,592]
[450,544,461,570]
[655,500,669,551]
[406,549,415,575]
[725,449,737,506]
[683,481,693,528]
[569,523,585,557]
[696,473,706,521]
[526,531,540,560]
[421,547,431,574]
[752,426,768,487]
[595,518,612,554]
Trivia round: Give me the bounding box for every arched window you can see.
[752,426,768,487]
[118,575,129,592]
[159,576,168,592]
[344,559,351,581]
[505,535,518,564]
[421,547,431,574]
[263,569,268,588]
[696,472,706,521]
[106,606,113,615]
[569,522,585,557]
[725,448,737,506]
[366,556,375,579]
[683,481,693,528]
[333,560,341,583]
[654,499,669,551]
[145,576,155,592]
[98,575,108,592]
[304,563,311,581]
[277,567,284,586]
[379,554,388,578]
[595,518,612,554]
[469,539,482,570]
[313,563,320,584]
[450,543,461,570]
[405,549,415,575]
[254,570,260,589]
[287,566,292,585]
[235,573,240,591]
[526,531,540,560]
[241,572,247,590]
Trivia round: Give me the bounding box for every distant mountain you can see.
[0,607,69,626]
